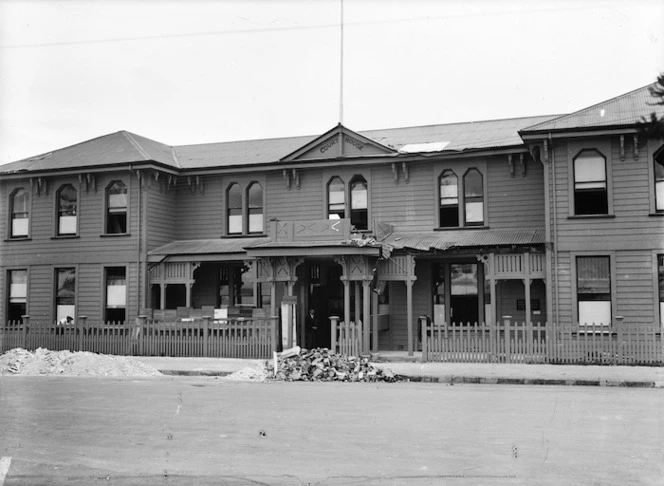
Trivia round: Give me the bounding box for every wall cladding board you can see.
[615,251,656,322]
[146,182,177,250]
[266,170,322,222]
[175,175,223,239]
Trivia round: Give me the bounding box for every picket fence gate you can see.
[420,317,663,365]
[0,315,278,359]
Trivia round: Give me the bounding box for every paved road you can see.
[1,376,663,485]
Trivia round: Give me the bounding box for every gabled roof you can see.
[0,130,179,174]
[522,83,664,134]
[280,124,397,161]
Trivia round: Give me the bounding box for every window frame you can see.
[438,170,459,228]
[572,149,609,216]
[324,172,371,231]
[223,179,266,236]
[104,180,129,235]
[567,142,614,218]
[653,145,664,214]
[55,183,79,236]
[463,168,484,227]
[226,182,243,235]
[349,175,368,230]
[247,182,264,235]
[54,266,77,324]
[103,266,128,323]
[571,253,616,329]
[9,187,30,239]
[656,252,664,328]
[7,268,28,324]
[435,163,487,230]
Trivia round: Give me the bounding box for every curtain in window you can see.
[248,183,263,233]
[107,182,128,234]
[439,171,459,227]
[577,256,611,326]
[58,185,77,235]
[463,169,484,226]
[350,176,368,229]
[328,177,345,220]
[227,184,243,234]
[574,152,608,215]
[11,188,29,237]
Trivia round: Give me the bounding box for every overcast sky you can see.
[0,0,663,165]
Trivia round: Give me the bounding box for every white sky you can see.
[0,0,663,165]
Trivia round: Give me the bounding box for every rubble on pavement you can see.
[268,347,402,382]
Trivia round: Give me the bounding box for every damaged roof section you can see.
[381,229,545,253]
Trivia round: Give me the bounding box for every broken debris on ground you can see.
[268,347,402,382]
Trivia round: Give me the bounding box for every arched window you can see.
[573,150,608,215]
[328,177,345,220]
[57,184,77,235]
[350,176,368,230]
[439,170,459,227]
[106,181,128,234]
[227,183,243,234]
[247,182,263,234]
[463,169,484,226]
[10,188,29,238]
[655,147,664,212]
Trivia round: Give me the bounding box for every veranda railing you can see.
[420,317,663,365]
[0,315,278,359]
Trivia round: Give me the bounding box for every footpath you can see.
[134,355,664,388]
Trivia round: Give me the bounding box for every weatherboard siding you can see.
[146,182,177,251]
[175,175,223,239]
[265,170,324,223]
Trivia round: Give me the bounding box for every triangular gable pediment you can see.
[281,124,397,162]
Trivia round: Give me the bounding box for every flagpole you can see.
[339,0,344,125]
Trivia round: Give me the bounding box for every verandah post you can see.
[136,315,147,356]
[330,315,339,353]
[270,316,278,355]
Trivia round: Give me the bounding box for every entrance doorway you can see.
[432,261,482,325]
[307,262,343,348]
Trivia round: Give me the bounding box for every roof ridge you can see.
[523,83,655,131]
[122,131,151,161]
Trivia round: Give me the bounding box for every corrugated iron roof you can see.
[0,131,178,174]
[382,229,545,252]
[522,84,664,133]
[148,237,270,256]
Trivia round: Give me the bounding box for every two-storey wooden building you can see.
[1,84,662,355]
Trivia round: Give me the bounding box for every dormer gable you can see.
[280,124,397,162]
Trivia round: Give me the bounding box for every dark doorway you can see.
[307,262,343,349]
[450,263,479,325]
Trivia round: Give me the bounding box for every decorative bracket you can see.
[292,169,300,189]
[402,162,409,183]
[620,135,625,161]
[391,162,399,183]
[543,139,549,163]
[186,175,204,195]
[283,169,291,190]
[508,154,514,176]
[30,177,48,196]
[520,153,526,177]
[633,134,639,160]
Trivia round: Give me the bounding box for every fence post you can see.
[21,315,30,349]
[419,316,428,362]
[503,316,512,363]
[330,316,339,353]
[77,316,87,352]
[202,316,211,358]
[270,316,278,355]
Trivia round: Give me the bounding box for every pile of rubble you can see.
[269,347,401,382]
[0,348,162,377]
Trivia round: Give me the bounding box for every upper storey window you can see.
[655,147,664,212]
[439,170,459,228]
[10,188,29,238]
[439,168,485,228]
[226,182,265,235]
[57,184,78,235]
[227,183,243,235]
[328,177,346,220]
[350,176,368,230]
[573,150,608,215]
[327,175,369,230]
[106,181,128,234]
[463,169,484,226]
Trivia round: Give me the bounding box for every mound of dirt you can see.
[0,348,162,377]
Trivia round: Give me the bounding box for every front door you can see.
[432,261,481,325]
[307,262,343,348]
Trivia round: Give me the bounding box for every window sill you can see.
[567,214,615,220]
[434,225,489,231]
[100,233,132,238]
[4,237,31,242]
[51,235,80,240]
[649,212,664,217]
[222,233,267,238]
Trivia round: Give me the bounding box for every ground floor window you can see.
[105,267,126,323]
[8,269,27,323]
[659,255,664,326]
[576,256,611,326]
[55,268,76,324]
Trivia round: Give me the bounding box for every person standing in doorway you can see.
[305,308,318,349]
